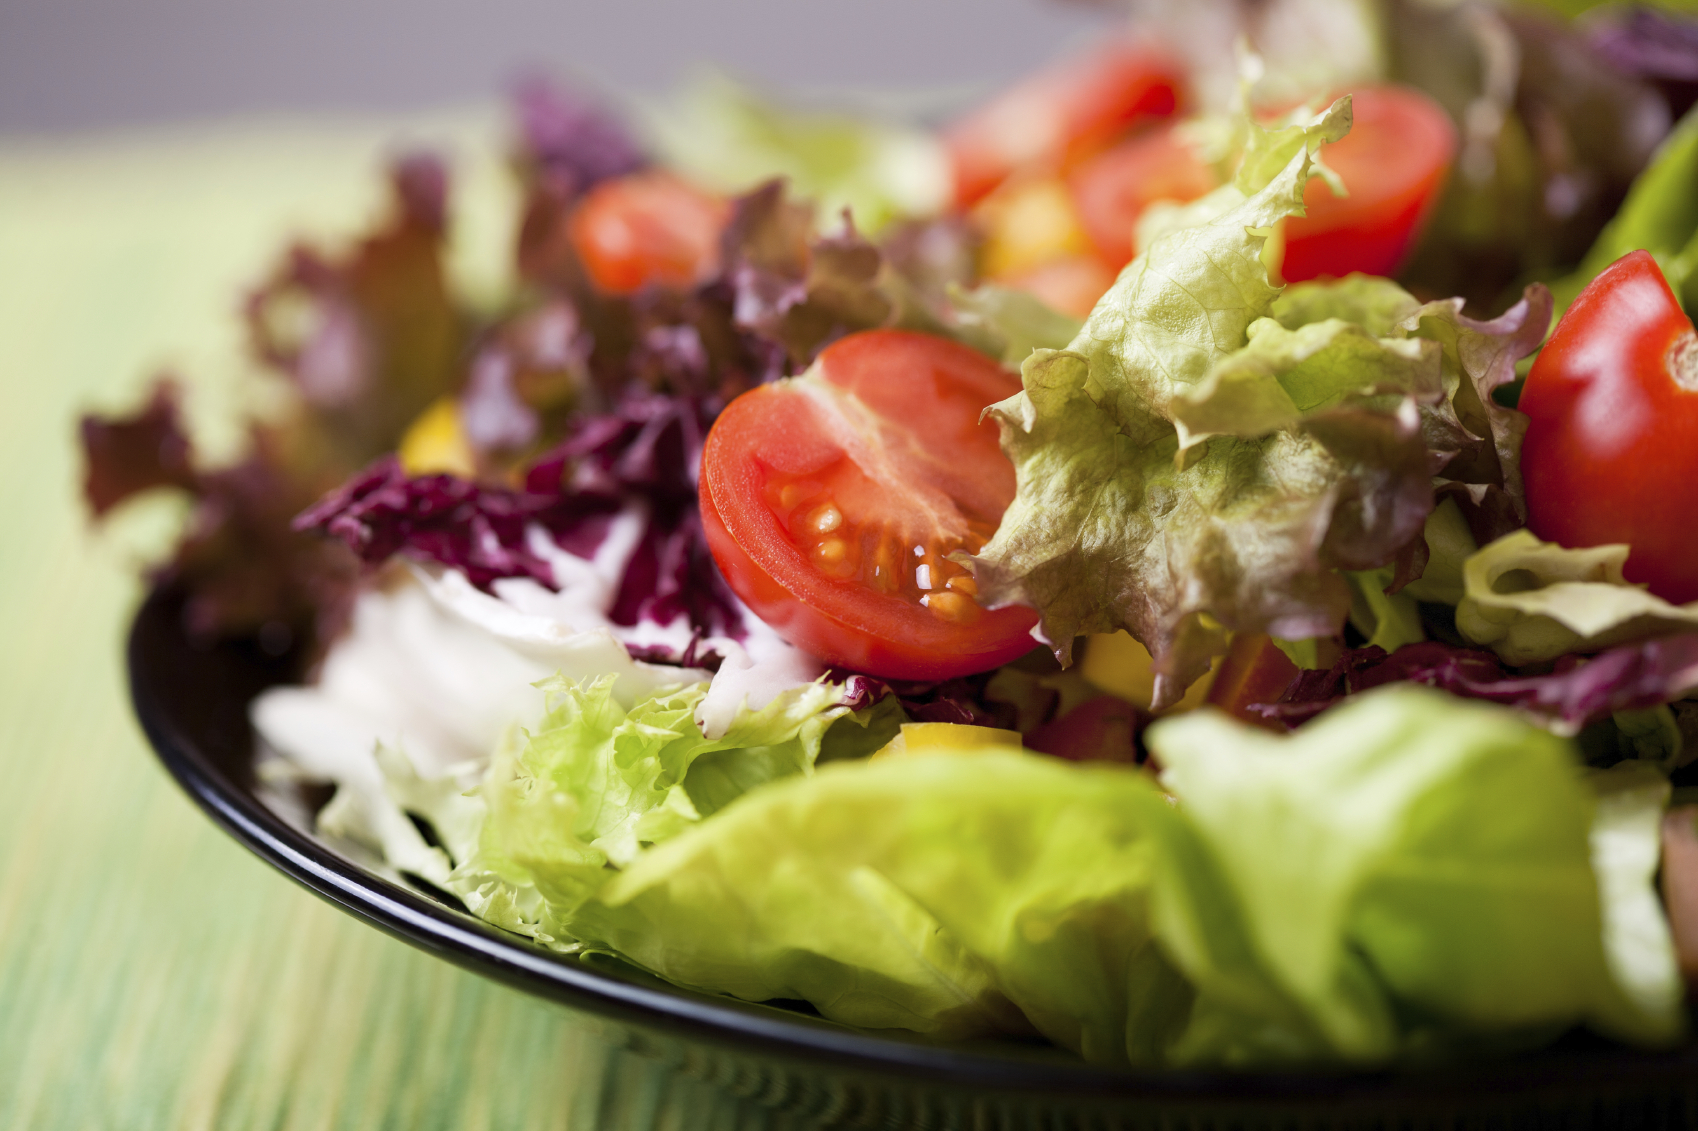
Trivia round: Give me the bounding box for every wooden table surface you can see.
[0,114,782,1130]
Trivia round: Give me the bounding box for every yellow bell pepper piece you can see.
[872,722,1024,760]
[397,396,476,478]
[1079,631,1217,715]
[975,176,1093,280]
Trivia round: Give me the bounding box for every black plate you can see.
[129,585,1698,1129]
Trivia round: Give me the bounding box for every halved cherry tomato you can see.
[1282,85,1456,283]
[699,330,1040,678]
[1069,125,1220,269]
[1521,250,1698,604]
[944,41,1185,209]
[567,171,728,295]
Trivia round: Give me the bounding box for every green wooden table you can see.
[0,115,783,1130]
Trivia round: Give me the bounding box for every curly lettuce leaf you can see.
[448,671,861,944]
[970,100,1363,705]
[1266,274,1552,543]
[943,283,1082,369]
[972,99,1551,708]
[1150,685,1683,1064]
[1457,529,1698,664]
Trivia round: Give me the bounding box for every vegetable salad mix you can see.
[84,0,1698,1069]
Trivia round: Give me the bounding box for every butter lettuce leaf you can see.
[1149,685,1683,1063]
[546,687,1682,1067]
[574,751,1196,1058]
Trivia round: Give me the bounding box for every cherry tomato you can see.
[567,171,728,295]
[1068,125,1219,269]
[944,42,1185,209]
[1281,85,1456,283]
[1521,250,1698,604]
[699,330,1040,678]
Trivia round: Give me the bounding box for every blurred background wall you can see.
[0,0,1120,134]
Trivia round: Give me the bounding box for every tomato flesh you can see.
[945,42,1185,209]
[568,171,728,295]
[1069,126,1219,269]
[700,330,1040,678]
[1282,85,1456,283]
[1521,250,1698,604]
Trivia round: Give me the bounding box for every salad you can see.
[83,0,1698,1070]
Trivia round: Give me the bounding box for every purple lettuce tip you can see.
[1590,8,1698,85]
[1251,636,1698,734]
[511,75,647,196]
[390,152,449,234]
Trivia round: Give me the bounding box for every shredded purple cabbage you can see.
[297,389,746,641]
[831,669,1011,727]
[1252,637,1698,734]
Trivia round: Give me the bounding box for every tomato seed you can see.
[923,590,979,624]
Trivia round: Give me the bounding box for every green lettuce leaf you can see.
[1553,104,1698,317]
[573,751,1196,1059]
[969,90,1549,708]
[1587,762,1684,1032]
[943,282,1082,369]
[645,74,949,236]
[447,672,860,945]
[543,687,1679,1067]
[969,99,1361,707]
[1456,529,1698,664]
[1345,566,1424,652]
[1148,684,1682,1064]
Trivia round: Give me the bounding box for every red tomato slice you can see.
[568,171,728,295]
[1281,85,1456,283]
[1069,125,1219,269]
[944,42,1185,209]
[699,330,1040,678]
[1521,250,1698,604]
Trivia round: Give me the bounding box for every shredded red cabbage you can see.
[1252,636,1698,733]
[297,389,747,642]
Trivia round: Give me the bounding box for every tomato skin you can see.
[699,330,1041,679]
[1522,250,1698,604]
[945,42,1185,209]
[1068,126,1219,269]
[568,172,728,295]
[1282,86,1456,283]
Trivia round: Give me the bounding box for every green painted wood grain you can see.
[0,118,761,1131]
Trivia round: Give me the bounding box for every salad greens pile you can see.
[80,0,1698,1074]
[972,96,1549,706]
[377,679,1680,1067]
